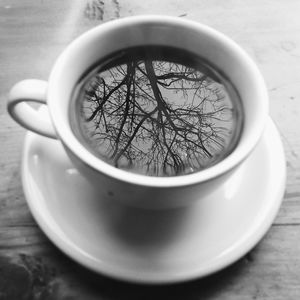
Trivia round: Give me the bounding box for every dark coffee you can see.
[70,46,243,176]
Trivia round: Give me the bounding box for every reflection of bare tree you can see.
[79,50,237,176]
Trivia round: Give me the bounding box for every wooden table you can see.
[0,1,299,299]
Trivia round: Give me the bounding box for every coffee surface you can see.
[70,46,243,176]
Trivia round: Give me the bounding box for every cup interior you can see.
[47,15,268,187]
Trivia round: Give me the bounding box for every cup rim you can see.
[48,15,268,188]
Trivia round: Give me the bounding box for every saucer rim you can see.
[21,117,286,284]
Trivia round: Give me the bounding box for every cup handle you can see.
[7,79,57,139]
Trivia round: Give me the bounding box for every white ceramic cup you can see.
[8,15,268,209]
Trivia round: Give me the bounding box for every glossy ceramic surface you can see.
[9,16,269,210]
[22,118,286,283]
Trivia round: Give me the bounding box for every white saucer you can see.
[22,118,286,284]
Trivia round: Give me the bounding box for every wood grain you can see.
[0,0,299,299]
[0,226,299,300]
